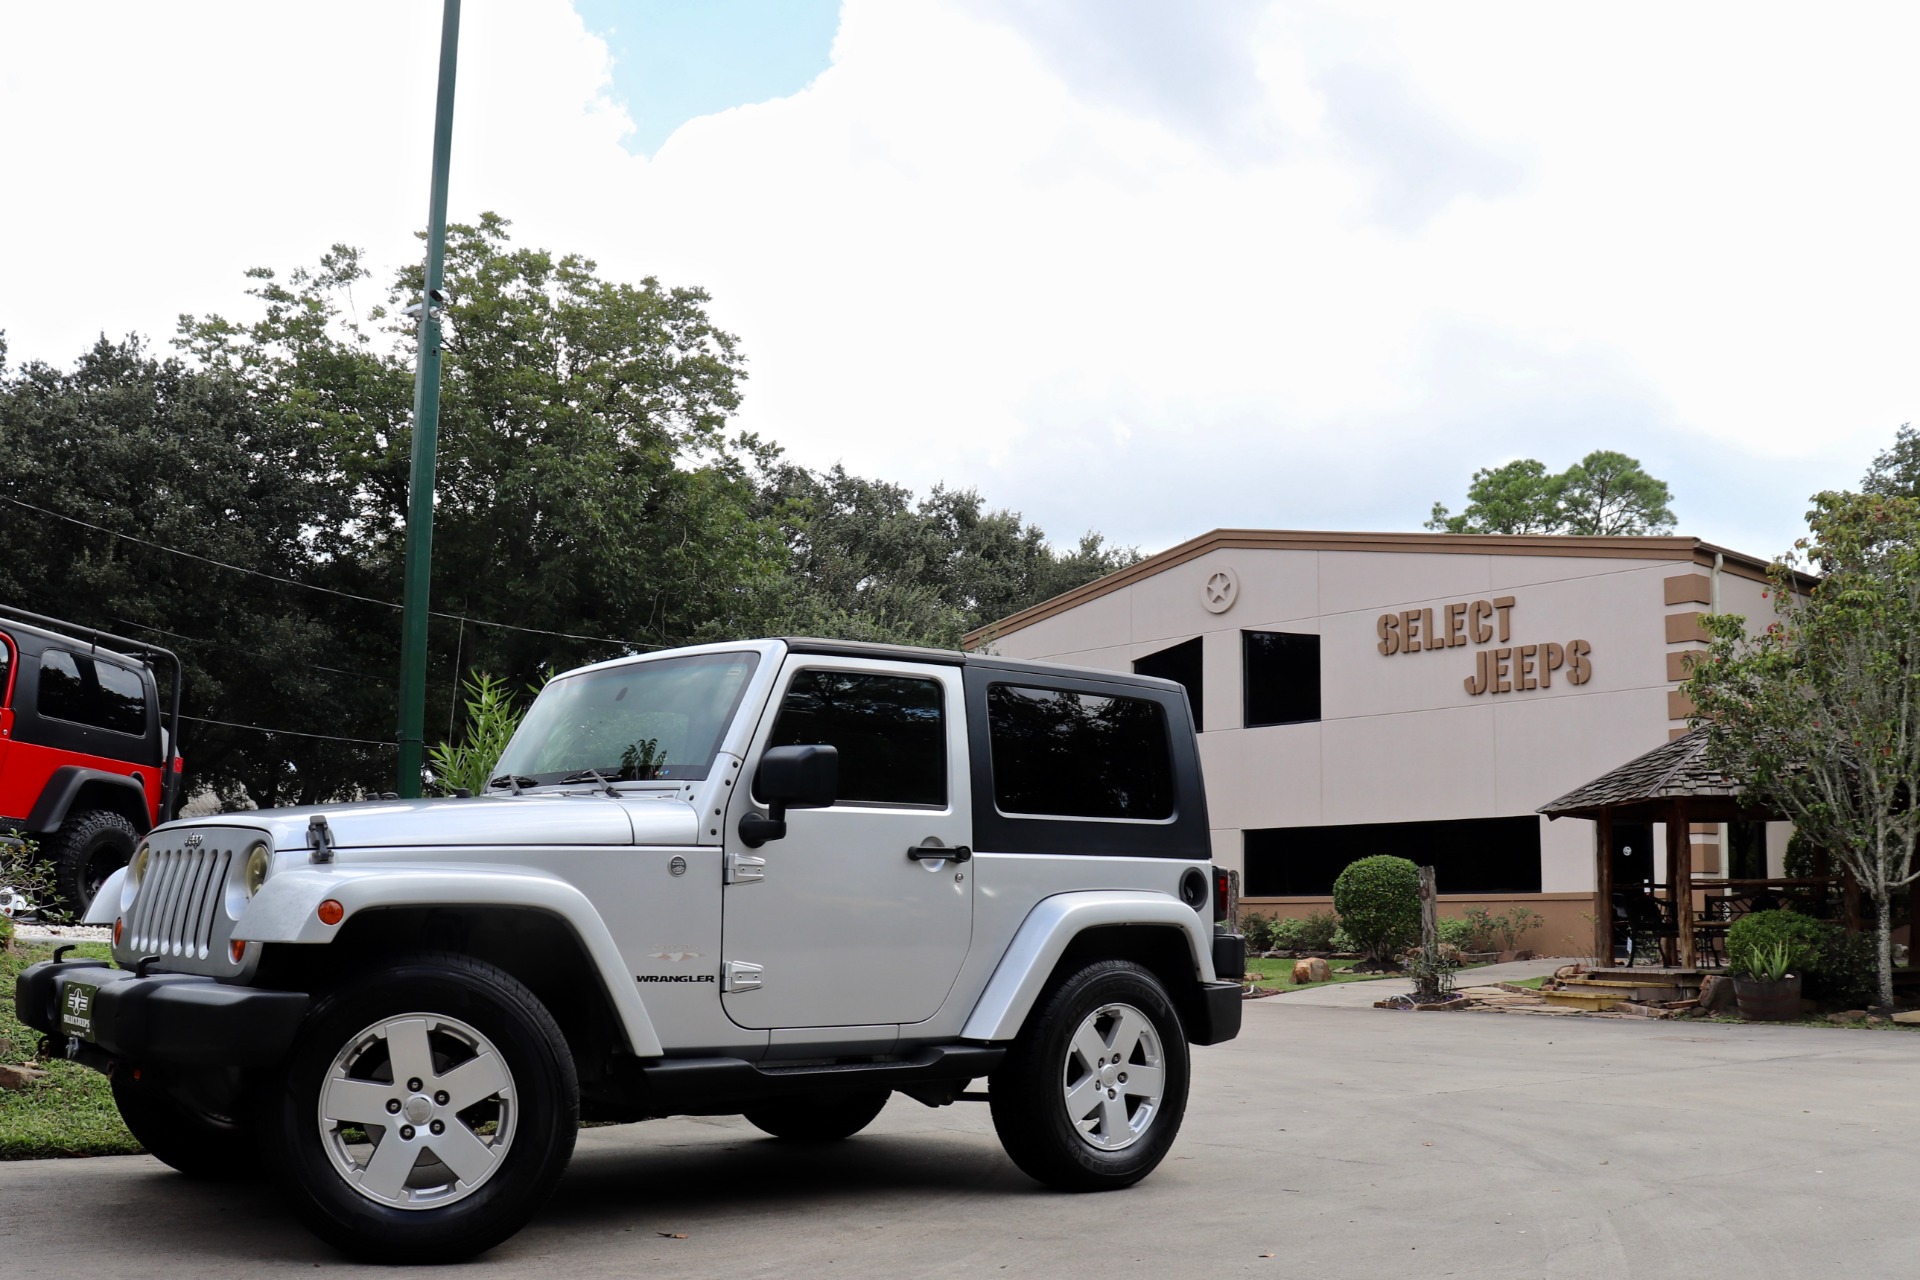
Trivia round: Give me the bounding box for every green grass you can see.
[1244,956,1396,993]
[1505,976,1549,990]
[0,939,141,1159]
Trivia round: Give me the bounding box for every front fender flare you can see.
[960,891,1214,1043]
[234,866,663,1058]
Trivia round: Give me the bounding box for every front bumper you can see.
[15,957,308,1070]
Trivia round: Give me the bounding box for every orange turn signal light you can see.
[230,939,247,963]
[113,918,124,946]
[317,899,345,926]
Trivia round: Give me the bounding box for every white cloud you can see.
[3,0,1916,563]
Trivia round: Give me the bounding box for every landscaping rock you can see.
[1867,1015,1888,1028]
[1554,964,1584,980]
[0,1063,48,1090]
[1292,958,1332,984]
[1892,1011,1920,1026]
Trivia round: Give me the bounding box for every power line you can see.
[114,618,390,685]
[5,496,661,650]
[178,714,397,749]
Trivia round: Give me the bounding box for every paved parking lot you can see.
[4,997,1918,1278]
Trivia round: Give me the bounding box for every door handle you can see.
[907,843,971,863]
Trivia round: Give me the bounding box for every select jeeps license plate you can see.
[59,980,100,1043]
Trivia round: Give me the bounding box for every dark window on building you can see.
[987,683,1173,820]
[1243,631,1320,727]
[37,650,90,725]
[1133,637,1203,733]
[1243,816,1542,896]
[767,669,946,807]
[1728,821,1768,881]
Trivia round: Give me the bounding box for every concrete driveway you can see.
[3,1000,1917,1278]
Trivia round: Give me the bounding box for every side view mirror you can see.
[739,744,839,847]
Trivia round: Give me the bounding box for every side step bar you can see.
[641,1044,1004,1108]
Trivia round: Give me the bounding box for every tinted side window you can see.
[0,635,11,703]
[987,684,1173,820]
[37,650,89,724]
[767,670,946,806]
[94,660,149,736]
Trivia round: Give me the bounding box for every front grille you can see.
[126,842,236,960]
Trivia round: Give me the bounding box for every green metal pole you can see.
[396,0,462,797]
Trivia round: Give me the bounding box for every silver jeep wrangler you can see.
[20,638,1243,1262]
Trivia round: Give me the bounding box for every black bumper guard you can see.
[16,957,309,1070]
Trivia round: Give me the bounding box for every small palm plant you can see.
[427,672,528,797]
[1733,940,1795,983]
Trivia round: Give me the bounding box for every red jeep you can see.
[0,605,182,912]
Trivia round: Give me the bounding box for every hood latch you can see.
[308,814,335,865]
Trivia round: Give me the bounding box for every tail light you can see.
[1214,868,1232,924]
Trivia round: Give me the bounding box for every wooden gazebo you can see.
[1540,729,1793,968]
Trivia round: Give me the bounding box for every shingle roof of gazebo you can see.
[1539,728,1748,819]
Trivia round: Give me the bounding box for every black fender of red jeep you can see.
[26,767,153,835]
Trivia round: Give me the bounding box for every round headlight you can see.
[129,843,150,887]
[244,843,271,896]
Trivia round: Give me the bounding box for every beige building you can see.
[966,530,1792,956]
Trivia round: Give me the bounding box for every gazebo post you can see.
[1595,809,1615,967]
[1671,799,1696,969]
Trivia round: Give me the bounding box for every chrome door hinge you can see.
[722,960,764,993]
[724,852,765,885]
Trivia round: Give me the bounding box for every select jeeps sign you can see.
[1375,595,1591,696]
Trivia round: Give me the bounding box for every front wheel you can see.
[989,960,1190,1191]
[258,955,579,1264]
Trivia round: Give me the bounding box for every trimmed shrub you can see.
[1268,916,1306,950]
[1298,909,1341,953]
[1726,908,1828,977]
[1811,927,1878,1007]
[1239,912,1276,952]
[1437,917,1474,949]
[1330,925,1357,954]
[1331,856,1421,962]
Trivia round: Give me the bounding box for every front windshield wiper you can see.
[560,767,620,797]
[487,774,540,796]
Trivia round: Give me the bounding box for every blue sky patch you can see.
[575,0,841,156]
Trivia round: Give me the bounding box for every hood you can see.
[161,791,699,851]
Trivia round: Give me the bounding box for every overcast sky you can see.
[4,1,1916,561]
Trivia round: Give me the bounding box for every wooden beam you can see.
[1672,800,1696,969]
[1595,810,1615,967]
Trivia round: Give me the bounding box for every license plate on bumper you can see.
[59,980,100,1043]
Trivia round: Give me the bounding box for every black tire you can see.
[44,808,138,915]
[742,1090,890,1141]
[111,1076,252,1181]
[989,960,1190,1192]
[258,954,579,1264]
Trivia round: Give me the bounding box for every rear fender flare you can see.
[26,767,151,835]
[234,865,663,1057]
[960,891,1214,1042]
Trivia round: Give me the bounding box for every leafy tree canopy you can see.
[2,215,1132,805]
[1426,450,1676,536]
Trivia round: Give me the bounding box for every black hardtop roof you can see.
[0,608,159,672]
[779,637,1186,694]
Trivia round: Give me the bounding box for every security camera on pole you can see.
[396,0,461,798]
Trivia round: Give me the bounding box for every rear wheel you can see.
[111,1076,251,1181]
[258,955,578,1264]
[45,808,138,914]
[989,960,1190,1191]
[742,1090,890,1141]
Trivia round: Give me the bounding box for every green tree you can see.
[1686,490,1920,1007]
[1861,422,1920,498]
[1426,450,1674,535]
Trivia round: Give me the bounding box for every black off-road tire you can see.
[45,808,138,915]
[111,1075,253,1180]
[258,954,579,1264]
[742,1090,890,1141]
[989,960,1190,1192]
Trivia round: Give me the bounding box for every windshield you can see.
[492,650,760,785]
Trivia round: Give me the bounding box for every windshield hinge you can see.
[724,852,765,885]
[308,815,334,865]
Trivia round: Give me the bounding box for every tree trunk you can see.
[1876,892,1895,1010]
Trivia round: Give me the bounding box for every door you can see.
[1610,822,1653,888]
[720,657,973,1030]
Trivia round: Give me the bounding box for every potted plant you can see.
[1731,940,1803,1021]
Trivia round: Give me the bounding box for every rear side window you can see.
[37,650,149,737]
[0,635,12,703]
[37,650,89,723]
[767,670,947,807]
[94,661,149,735]
[987,684,1173,820]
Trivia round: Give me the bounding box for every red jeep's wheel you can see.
[44,809,138,914]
